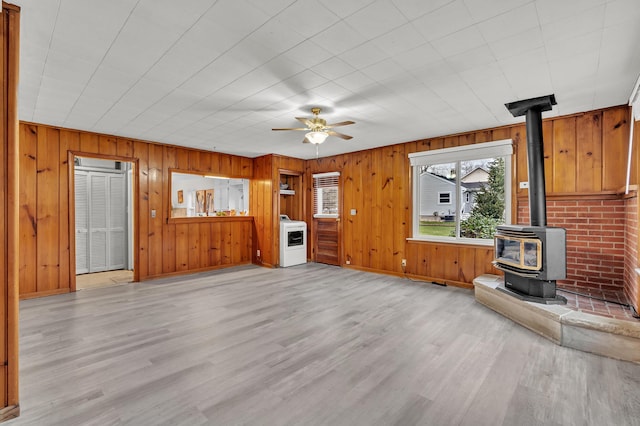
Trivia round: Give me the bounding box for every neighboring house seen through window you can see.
[408,140,513,243]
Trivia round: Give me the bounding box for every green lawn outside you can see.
[419,222,455,236]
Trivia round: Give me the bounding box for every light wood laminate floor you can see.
[9,264,640,426]
[76,270,134,290]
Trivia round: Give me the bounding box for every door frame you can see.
[68,151,139,291]
[310,171,343,266]
[277,168,304,265]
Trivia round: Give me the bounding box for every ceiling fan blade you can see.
[272,127,308,131]
[295,117,313,127]
[325,120,355,128]
[327,130,353,140]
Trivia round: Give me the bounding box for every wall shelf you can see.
[280,189,295,195]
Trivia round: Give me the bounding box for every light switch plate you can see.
[519,182,529,189]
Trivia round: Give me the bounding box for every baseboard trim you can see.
[404,273,474,290]
[342,265,474,290]
[141,262,253,282]
[20,288,70,300]
[0,405,20,422]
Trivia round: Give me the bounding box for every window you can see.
[313,172,339,218]
[438,192,451,204]
[409,139,512,244]
[169,170,250,218]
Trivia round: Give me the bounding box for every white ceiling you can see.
[13,0,640,160]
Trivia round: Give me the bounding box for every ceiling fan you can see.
[272,107,355,144]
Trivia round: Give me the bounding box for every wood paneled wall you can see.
[18,123,253,299]
[15,106,633,294]
[304,105,632,288]
[1,2,20,420]
[251,155,275,267]
[250,154,305,267]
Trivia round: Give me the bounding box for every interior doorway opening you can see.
[73,156,135,290]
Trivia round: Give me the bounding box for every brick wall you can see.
[623,196,638,312]
[518,199,626,292]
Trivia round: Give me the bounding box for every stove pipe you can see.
[505,95,557,226]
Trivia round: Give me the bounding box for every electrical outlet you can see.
[401,259,407,267]
[257,249,261,257]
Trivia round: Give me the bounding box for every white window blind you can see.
[313,172,340,218]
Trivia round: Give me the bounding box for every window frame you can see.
[438,191,452,205]
[313,171,340,219]
[409,139,513,246]
[168,169,250,220]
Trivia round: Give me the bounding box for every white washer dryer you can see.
[279,215,307,267]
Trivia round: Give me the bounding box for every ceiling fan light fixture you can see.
[306,131,328,144]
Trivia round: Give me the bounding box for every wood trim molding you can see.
[0,404,19,422]
[68,153,142,290]
[142,261,253,281]
[23,121,256,167]
[343,264,476,290]
[167,216,254,225]
[19,288,71,300]
[4,1,20,409]
[517,191,621,202]
[67,151,76,292]
[617,185,638,199]
[404,273,474,290]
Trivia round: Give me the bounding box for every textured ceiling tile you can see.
[393,43,443,72]
[412,0,474,41]
[476,3,539,43]
[338,41,389,70]
[446,45,496,75]
[283,40,334,69]
[541,6,606,42]
[392,0,454,19]
[463,0,532,22]
[431,26,486,58]
[311,21,368,56]
[604,0,640,27]
[318,0,376,19]
[535,0,608,24]
[11,0,640,159]
[372,23,425,56]
[312,57,357,81]
[276,0,341,38]
[344,1,408,39]
[488,27,544,61]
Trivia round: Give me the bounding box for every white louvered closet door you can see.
[89,174,109,272]
[75,172,89,274]
[76,170,127,273]
[108,174,126,270]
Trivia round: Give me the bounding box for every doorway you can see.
[74,156,134,289]
[312,172,341,266]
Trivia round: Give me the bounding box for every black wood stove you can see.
[494,95,567,304]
